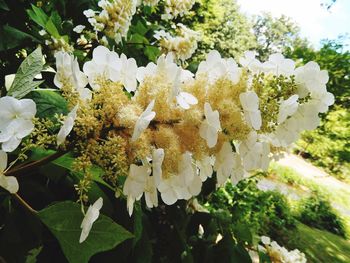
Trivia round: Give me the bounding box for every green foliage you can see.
[207,179,296,243]
[38,201,133,263]
[191,0,257,62]
[7,47,44,98]
[253,13,302,60]
[296,195,346,237]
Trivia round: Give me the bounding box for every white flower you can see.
[0,150,19,193]
[295,61,329,96]
[152,148,164,186]
[79,197,103,243]
[239,131,270,171]
[278,95,299,124]
[310,91,334,113]
[131,100,156,142]
[123,163,150,216]
[119,54,138,92]
[57,105,78,146]
[83,9,95,18]
[262,53,295,76]
[54,52,90,101]
[239,51,263,73]
[239,91,262,130]
[197,50,241,84]
[158,152,201,204]
[144,174,158,209]
[293,103,321,131]
[261,236,271,245]
[39,29,47,36]
[5,74,15,91]
[0,96,36,152]
[171,67,197,109]
[83,46,122,90]
[214,142,234,186]
[83,46,138,92]
[231,153,246,185]
[196,156,213,182]
[199,103,221,148]
[73,25,86,33]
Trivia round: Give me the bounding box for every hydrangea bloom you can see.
[262,53,295,76]
[80,197,103,243]
[0,96,36,152]
[214,142,234,186]
[0,150,19,193]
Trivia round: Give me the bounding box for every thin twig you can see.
[14,193,37,213]
[5,150,68,176]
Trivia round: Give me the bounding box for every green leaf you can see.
[7,47,43,99]
[27,5,49,28]
[30,148,114,191]
[29,90,68,118]
[45,18,60,39]
[0,25,36,51]
[25,246,43,263]
[144,46,160,62]
[38,201,133,263]
[0,0,9,11]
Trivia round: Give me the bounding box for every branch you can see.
[5,150,68,176]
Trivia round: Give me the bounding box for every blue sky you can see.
[236,0,350,50]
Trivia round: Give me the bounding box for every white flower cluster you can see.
[154,23,200,61]
[161,0,196,20]
[260,236,307,263]
[84,0,137,42]
[48,47,333,216]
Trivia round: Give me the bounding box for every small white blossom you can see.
[239,51,263,73]
[79,197,103,243]
[73,25,86,33]
[0,96,36,152]
[152,148,165,187]
[83,9,95,18]
[278,95,299,124]
[262,53,295,76]
[196,156,213,182]
[123,164,150,216]
[239,91,262,130]
[239,131,270,171]
[131,100,156,142]
[119,54,138,92]
[39,29,47,36]
[197,50,241,84]
[214,142,234,186]
[172,68,198,109]
[54,52,90,101]
[0,150,19,193]
[57,105,78,146]
[295,61,329,96]
[199,103,221,148]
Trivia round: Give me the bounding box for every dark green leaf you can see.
[29,90,68,118]
[7,47,43,99]
[38,201,133,263]
[25,246,43,263]
[0,0,9,11]
[0,25,36,51]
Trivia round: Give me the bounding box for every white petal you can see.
[2,137,21,153]
[0,175,19,193]
[0,150,7,172]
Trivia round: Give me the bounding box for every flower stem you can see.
[5,150,68,176]
[14,193,37,213]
